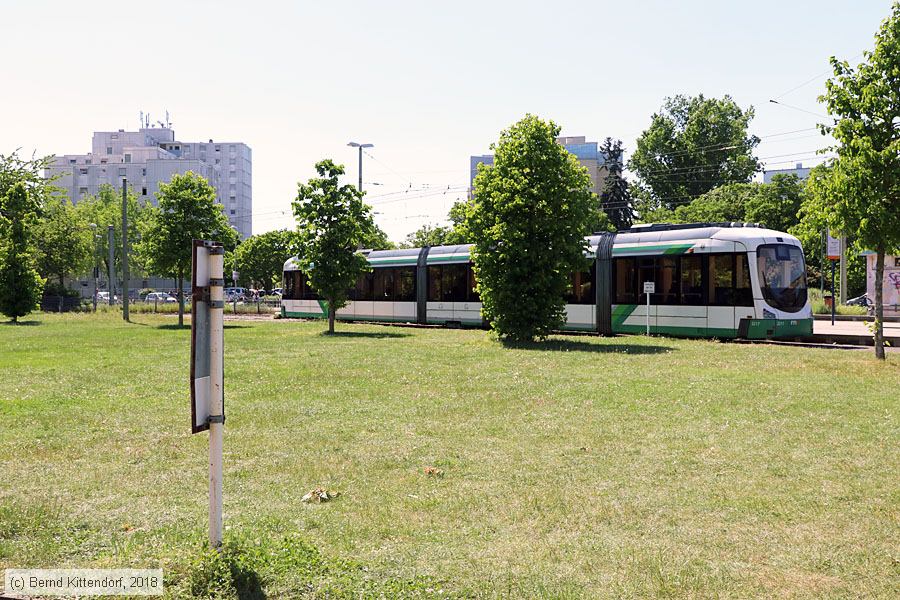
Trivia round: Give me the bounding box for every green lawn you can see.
[1,313,898,598]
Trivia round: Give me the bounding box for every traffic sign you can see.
[643,281,655,294]
[827,232,841,261]
[190,239,226,548]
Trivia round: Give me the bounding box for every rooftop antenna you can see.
[139,111,143,129]
[157,120,166,128]
[165,110,171,129]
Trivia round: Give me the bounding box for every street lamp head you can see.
[347,141,374,148]
[89,222,97,229]
[347,142,360,148]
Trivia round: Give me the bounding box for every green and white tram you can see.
[282,222,813,339]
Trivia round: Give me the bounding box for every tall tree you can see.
[466,114,595,342]
[360,222,396,250]
[0,151,57,209]
[807,3,900,359]
[76,184,148,285]
[292,159,374,334]
[401,224,457,248]
[0,183,44,322]
[598,138,633,230]
[743,174,805,233]
[629,94,760,211]
[138,172,239,326]
[34,197,93,288]
[672,182,756,224]
[229,229,295,290]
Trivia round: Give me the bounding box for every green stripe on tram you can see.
[367,258,419,266]
[426,255,470,263]
[612,243,694,256]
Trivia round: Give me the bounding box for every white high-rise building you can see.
[46,126,252,238]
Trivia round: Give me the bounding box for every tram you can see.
[282,222,813,339]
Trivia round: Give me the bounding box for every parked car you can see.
[272,288,283,297]
[146,292,177,303]
[224,287,246,302]
[846,293,871,308]
[96,291,118,304]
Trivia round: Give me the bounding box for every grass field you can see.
[1,313,898,598]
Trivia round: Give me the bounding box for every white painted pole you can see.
[646,292,650,336]
[208,249,224,548]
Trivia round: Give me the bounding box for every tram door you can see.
[707,254,736,336]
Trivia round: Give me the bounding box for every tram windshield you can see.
[756,244,807,313]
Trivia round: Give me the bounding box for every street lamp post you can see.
[347,142,374,192]
[89,223,98,312]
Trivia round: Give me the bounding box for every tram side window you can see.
[428,264,478,302]
[614,258,638,304]
[283,271,296,299]
[735,254,753,306]
[467,263,480,302]
[655,257,678,305]
[565,261,594,305]
[427,266,441,301]
[709,254,735,305]
[680,255,703,305]
[442,264,468,302]
[296,271,318,300]
[373,267,395,301]
[353,271,374,301]
[397,267,416,301]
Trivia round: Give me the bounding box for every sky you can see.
[1,0,894,242]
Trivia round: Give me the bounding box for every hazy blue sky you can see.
[1,0,894,241]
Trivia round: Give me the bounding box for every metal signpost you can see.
[827,232,841,326]
[190,240,225,547]
[643,281,655,335]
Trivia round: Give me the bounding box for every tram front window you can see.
[756,244,807,312]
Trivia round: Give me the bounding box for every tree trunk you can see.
[328,303,335,334]
[58,273,65,313]
[874,249,885,360]
[178,271,185,327]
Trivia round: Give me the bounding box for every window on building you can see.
[124,154,131,163]
[69,159,76,165]
[215,145,221,152]
[215,159,220,165]
[79,168,88,175]
[229,144,235,151]
[229,158,236,165]
[142,187,147,196]
[100,159,107,164]
[141,168,146,176]
[118,167,126,176]
[79,187,88,195]
[85,159,92,165]
[106,147,112,155]
[230,209,236,215]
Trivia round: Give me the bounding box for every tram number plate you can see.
[643,281,655,294]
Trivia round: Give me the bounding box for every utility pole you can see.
[107,225,115,306]
[347,141,374,192]
[121,179,130,321]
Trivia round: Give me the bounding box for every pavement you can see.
[810,319,900,346]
